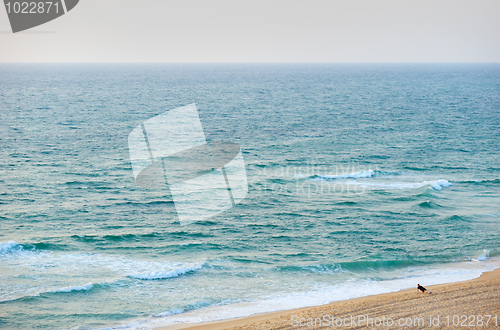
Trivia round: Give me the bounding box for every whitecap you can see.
[48,283,94,293]
[311,170,375,180]
[429,179,453,190]
[0,241,23,254]
[128,263,204,280]
[333,179,453,191]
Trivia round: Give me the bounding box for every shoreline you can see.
[156,268,500,330]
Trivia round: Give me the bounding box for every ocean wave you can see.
[297,264,344,274]
[441,215,472,223]
[309,170,376,180]
[1,241,207,281]
[429,179,453,190]
[71,231,214,243]
[128,263,204,280]
[417,200,443,208]
[71,232,163,242]
[63,180,90,186]
[347,179,452,191]
[113,200,174,207]
[304,171,453,191]
[0,241,68,255]
[276,260,421,274]
[460,178,500,185]
[47,283,94,294]
[1,247,207,303]
[153,309,185,318]
[0,241,24,254]
[1,282,97,303]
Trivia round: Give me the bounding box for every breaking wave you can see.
[304,170,453,191]
[128,263,205,280]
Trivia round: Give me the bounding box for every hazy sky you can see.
[1,0,499,62]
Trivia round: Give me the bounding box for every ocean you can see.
[0,63,499,329]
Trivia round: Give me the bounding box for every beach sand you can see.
[157,268,499,329]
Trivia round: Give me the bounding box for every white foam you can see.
[131,258,500,330]
[128,263,204,280]
[0,241,22,254]
[339,179,453,191]
[0,282,97,303]
[305,171,453,191]
[1,247,206,302]
[430,179,453,190]
[98,321,148,330]
[153,309,185,318]
[48,283,94,293]
[312,170,375,180]
[179,241,202,246]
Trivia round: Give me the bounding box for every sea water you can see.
[0,64,499,329]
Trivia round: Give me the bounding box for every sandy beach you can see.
[158,268,500,329]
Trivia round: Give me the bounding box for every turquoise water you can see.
[0,64,499,329]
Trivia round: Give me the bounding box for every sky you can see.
[0,0,499,63]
